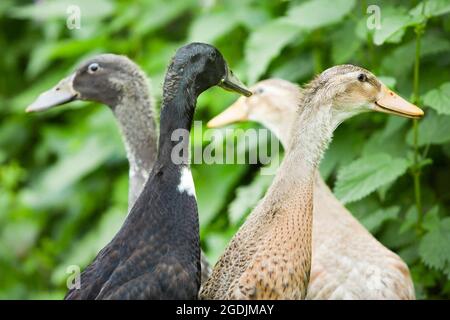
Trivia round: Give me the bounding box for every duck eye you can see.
[88,63,100,74]
[255,88,264,94]
[357,73,367,82]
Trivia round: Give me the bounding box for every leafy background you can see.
[0,0,449,299]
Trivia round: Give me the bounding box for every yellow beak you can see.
[207,97,249,128]
[374,86,424,119]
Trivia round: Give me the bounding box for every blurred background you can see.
[1,0,449,299]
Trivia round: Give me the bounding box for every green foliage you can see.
[286,0,356,30]
[1,0,449,299]
[419,214,450,278]
[424,82,450,115]
[245,18,301,83]
[334,153,409,204]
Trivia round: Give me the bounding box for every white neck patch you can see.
[177,166,196,198]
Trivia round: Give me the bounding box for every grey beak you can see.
[218,66,252,97]
[26,74,78,112]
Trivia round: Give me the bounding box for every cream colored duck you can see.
[200,66,423,299]
[206,78,416,299]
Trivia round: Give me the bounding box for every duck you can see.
[27,54,157,211]
[28,43,251,299]
[26,53,211,284]
[200,65,423,299]
[206,78,416,299]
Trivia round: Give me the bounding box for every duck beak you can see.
[218,66,252,97]
[26,74,79,112]
[373,86,424,119]
[207,97,248,128]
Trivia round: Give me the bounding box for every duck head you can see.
[207,79,300,140]
[26,54,150,112]
[313,65,423,122]
[208,65,423,132]
[164,42,252,99]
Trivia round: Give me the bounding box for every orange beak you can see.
[374,86,424,119]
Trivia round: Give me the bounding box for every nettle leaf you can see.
[422,206,441,232]
[381,34,450,78]
[188,11,241,43]
[406,110,450,146]
[331,20,362,64]
[423,82,450,115]
[373,11,422,46]
[9,0,114,20]
[51,207,126,284]
[334,153,408,204]
[194,162,247,228]
[360,206,400,234]
[271,53,314,82]
[134,0,194,35]
[320,126,365,180]
[245,18,301,83]
[410,0,450,18]
[419,217,450,277]
[400,206,418,234]
[228,173,273,225]
[286,0,356,30]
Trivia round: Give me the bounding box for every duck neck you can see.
[279,103,334,184]
[112,80,157,210]
[262,101,334,296]
[156,73,197,168]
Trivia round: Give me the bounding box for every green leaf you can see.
[381,34,450,78]
[134,0,194,35]
[204,231,235,264]
[334,153,409,204]
[359,206,400,234]
[228,173,272,225]
[9,0,114,20]
[423,82,450,115]
[400,206,418,234]
[51,207,126,284]
[419,217,450,276]
[194,163,247,228]
[422,206,441,232]
[271,53,314,82]
[410,0,450,18]
[406,110,450,146]
[245,18,301,83]
[22,136,115,208]
[188,11,241,43]
[331,20,362,64]
[319,127,364,179]
[373,12,421,46]
[286,0,356,30]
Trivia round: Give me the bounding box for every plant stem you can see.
[312,30,323,73]
[412,4,426,233]
[361,0,375,68]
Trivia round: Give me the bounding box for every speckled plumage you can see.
[202,66,417,299]
[201,75,336,299]
[308,176,414,299]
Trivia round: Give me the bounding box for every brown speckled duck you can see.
[206,78,416,299]
[200,65,423,299]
